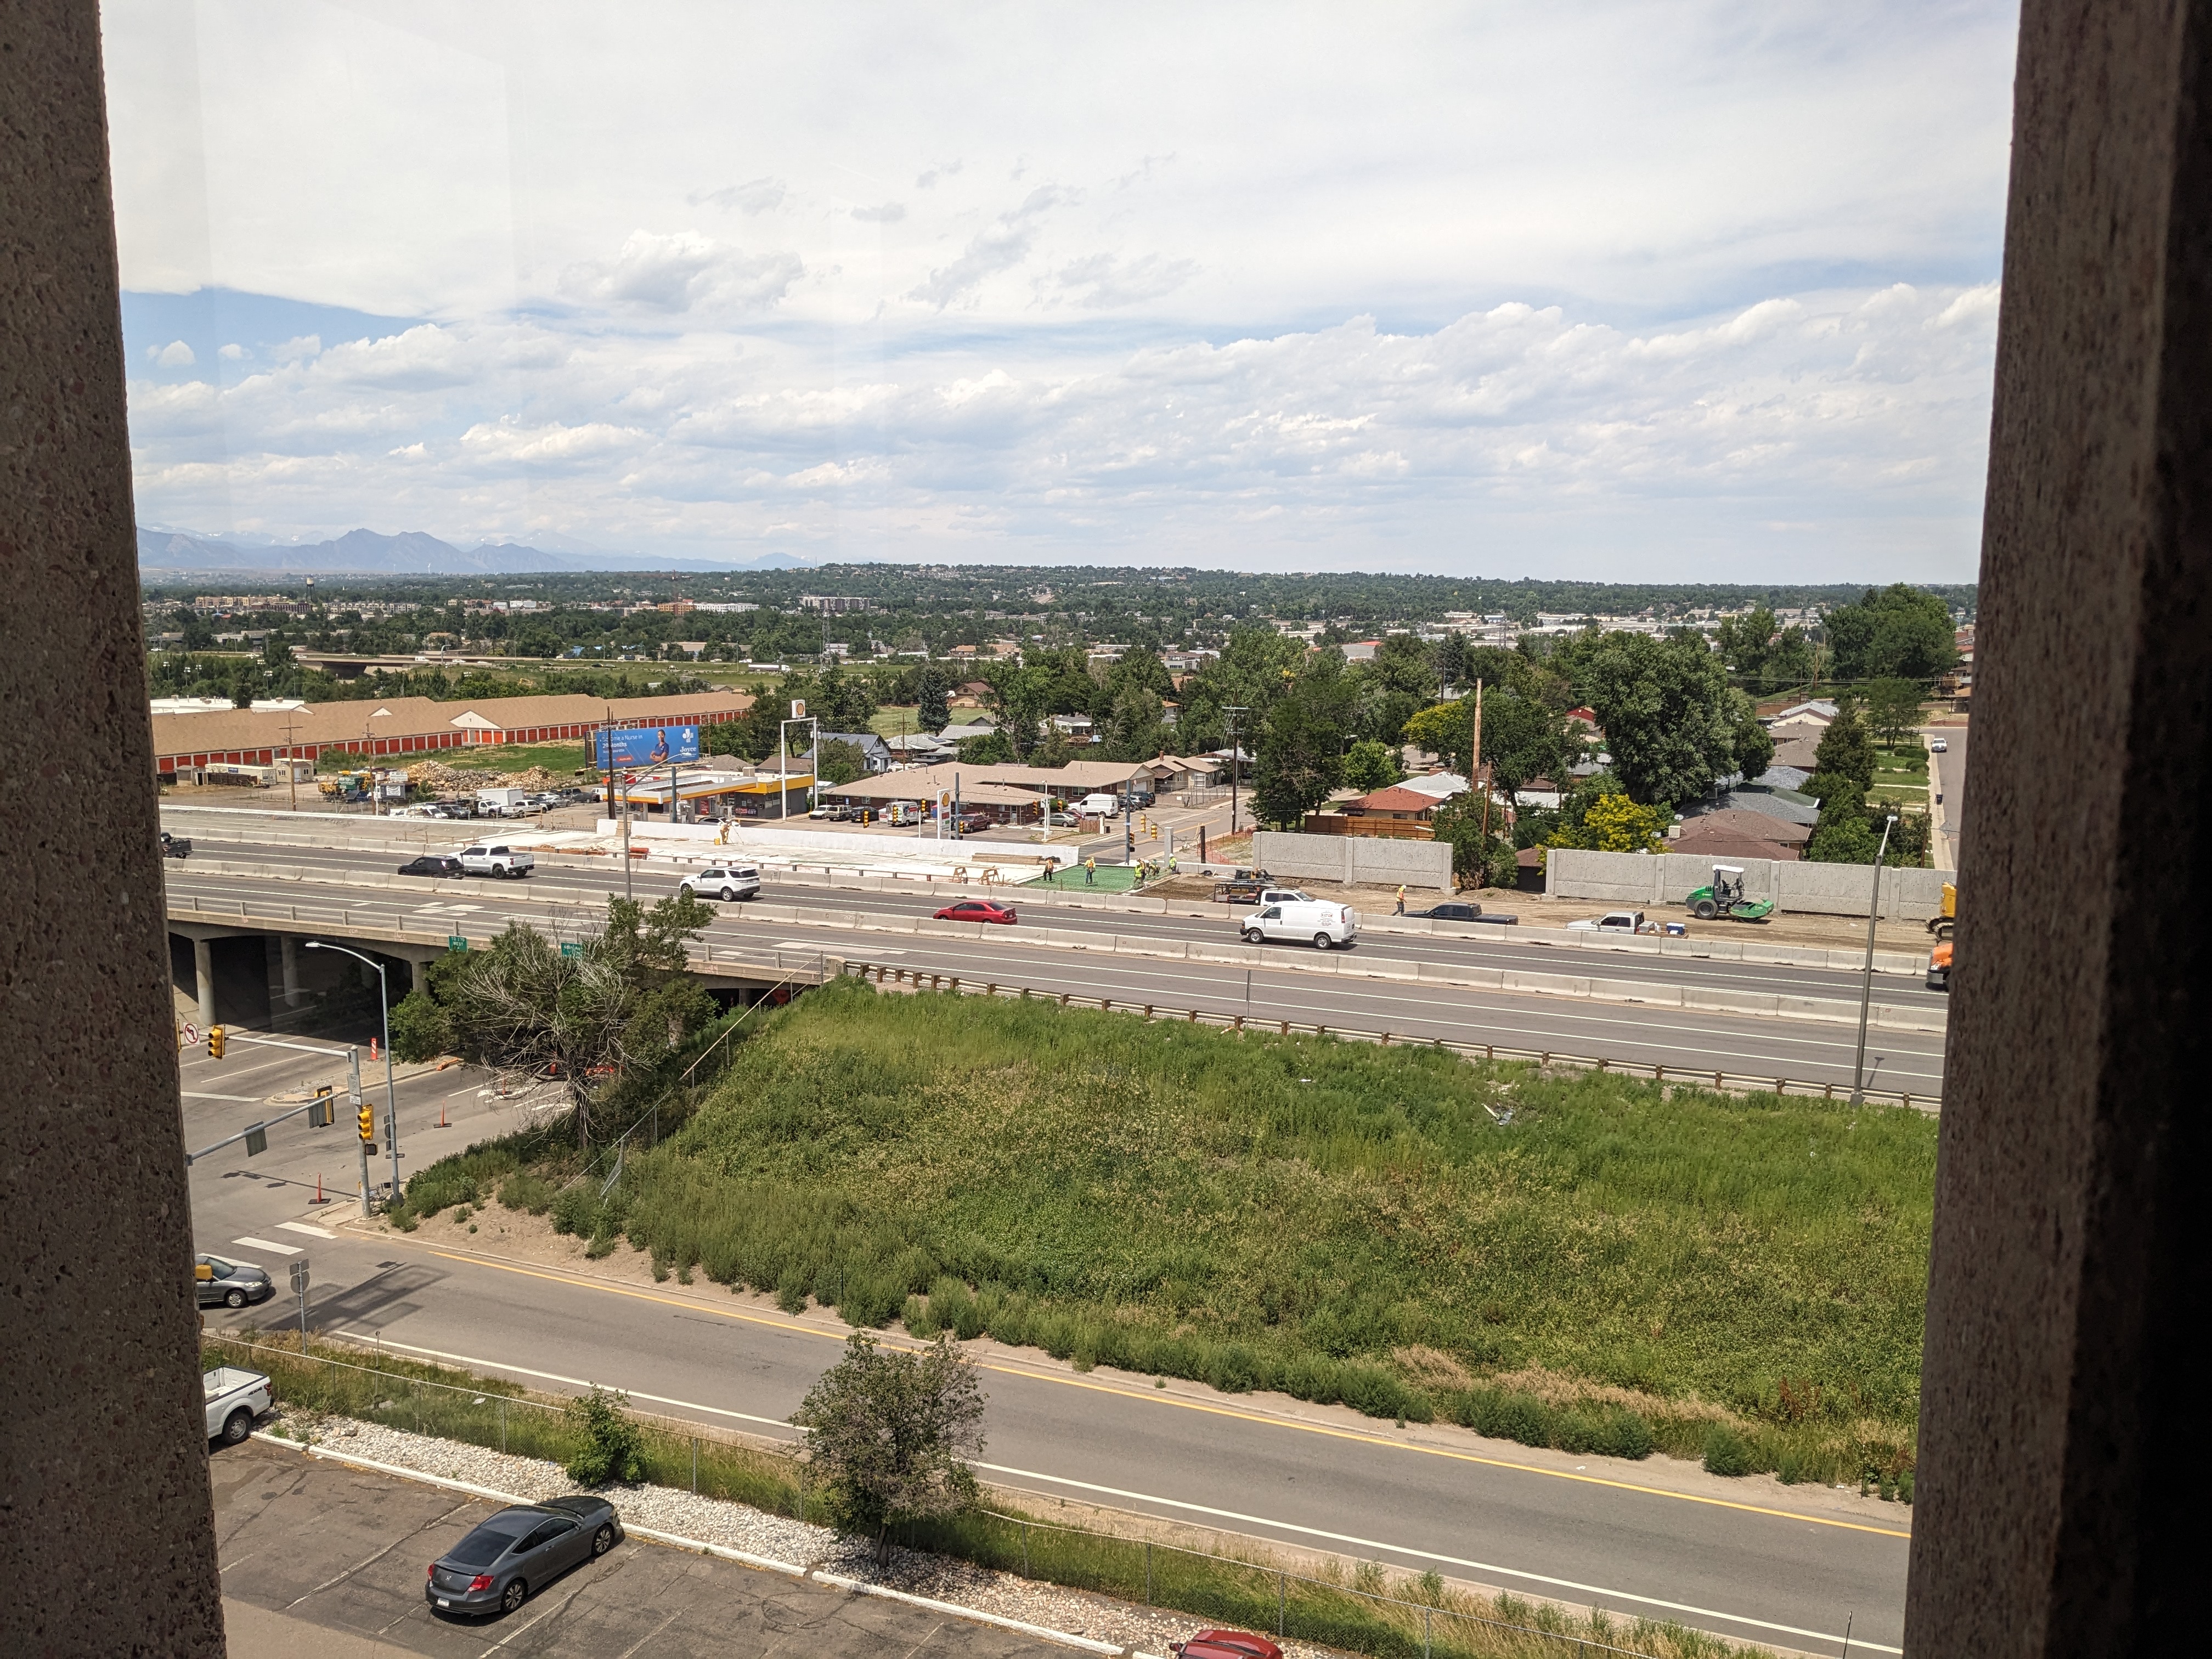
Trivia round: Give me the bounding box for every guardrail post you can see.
[692,1436,699,1493]
[1145,1541,1152,1602]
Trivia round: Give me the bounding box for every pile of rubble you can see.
[404,760,570,796]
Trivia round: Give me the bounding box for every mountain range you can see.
[136,526,816,574]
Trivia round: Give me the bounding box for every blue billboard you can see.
[595,725,699,768]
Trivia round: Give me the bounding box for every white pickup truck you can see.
[204,1365,271,1446]
[458,843,534,879]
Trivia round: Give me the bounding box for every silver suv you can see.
[679,865,761,901]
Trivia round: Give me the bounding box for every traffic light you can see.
[357,1102,375,1142]
[207,1025,226,1059]
[309,1085,334,1128]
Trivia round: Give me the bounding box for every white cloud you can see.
[694,177,788,215]
[219,342,246,360]
[909,187,1069,309]
[151,340,196,367]
[850,202,906,224]
[561,229,802,313]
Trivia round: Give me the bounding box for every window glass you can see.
[448,1519,531,1566]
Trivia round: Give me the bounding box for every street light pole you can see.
[1849,814,1899,1104]
[1224,706,1249,838]
[306,942,400,1204]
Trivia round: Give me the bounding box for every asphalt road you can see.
[165,855,1948,1097]
[1932,727,1968,865]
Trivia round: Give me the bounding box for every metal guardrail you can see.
[848,961,1938,1111]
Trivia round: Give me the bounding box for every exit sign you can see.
[448,935,469,952]
[560,942,583,959]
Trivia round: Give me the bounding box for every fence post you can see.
[692,1436,699,1493]
[1022,1521,1030,1577]
[1146,1541,1152,1604]
[499,1397,506,1454]
[1425,1606,1431,1659]
[1278,1570,1285,1636]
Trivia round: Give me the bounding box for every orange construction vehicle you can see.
[1927,937,1953,992]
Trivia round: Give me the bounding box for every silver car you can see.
[679,865,761,901]
[426,1496,622,1617]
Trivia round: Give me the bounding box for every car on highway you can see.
[1240,899,1358,949]
[458,844,534,879]
[1170,1631,1283,1659]
[1407,900,1518,926]
[426,1495,623,1618]
[1929,736,1949,753]
[679,865,761,901]
[397,854,466,879]
[195,1253,273,1310]
[1568,909,1652,934]
[934,898,1018,924]
[160,830,191,859]
[202,1365,271,1446]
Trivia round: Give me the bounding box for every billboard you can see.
[595,724,699,768]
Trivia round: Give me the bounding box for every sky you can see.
[101,1,2021,580]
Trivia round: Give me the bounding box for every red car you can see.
[1171,1634,1282,1659]
[933,899,1018,924]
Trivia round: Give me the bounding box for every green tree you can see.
[1715,608,1817,695]
[1822,585,1958,682]
[422,894,717,1147]
[982,663,1050,758]
[1581,793,1670,853]
[1582,633,1762,808]
[916,666,951,732]
[1865,678,1927,748]
[1428,791,1510,888]
[565,1388,646,1485]
[791,1333,985,1564]
[1251,652,1357,827]
[1813,700,1877,791]
[815,738,867,787]
[1341,738,1402,794]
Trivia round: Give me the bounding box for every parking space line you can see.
[232,1235,303,1255]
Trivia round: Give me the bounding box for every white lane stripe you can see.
[969,1462,1900,1654]
[341,1329,1890,1655]
[276,1221,336,1239]
[183,1092,266,1102]
[232,1236,303,1255]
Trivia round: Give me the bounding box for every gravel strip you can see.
[270,1409,1346,1657]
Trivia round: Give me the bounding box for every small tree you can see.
[1865,678,1928,749]
[1341,738,1402,794]
[816,738,868,787]
[792,1333,985,1562]
[565,1387,645,1485]
[1814,700,1876,791]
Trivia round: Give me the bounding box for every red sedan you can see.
[933,899,1018,925]
[1172,1634,1282,1659]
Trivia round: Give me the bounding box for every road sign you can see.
[244,1125,268,1156]
[560,941,583,959]
[448,935,469,952]
[289,1260,310,1294]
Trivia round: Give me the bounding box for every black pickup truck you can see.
[160,830,191,860]
[1408,900,1517,925]
[1209,868,1277,904]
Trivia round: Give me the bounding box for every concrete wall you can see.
[0,4,227,1650]
[1545,847,1947,919]
[1254,831,1453,893]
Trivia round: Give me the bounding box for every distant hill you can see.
[135,526,814,574]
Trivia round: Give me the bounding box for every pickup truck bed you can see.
[204,1365,271,1444]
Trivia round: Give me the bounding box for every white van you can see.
[1242,900,1360,950]
[1077,793,1121,818]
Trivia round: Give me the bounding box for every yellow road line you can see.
[424,1248,1910,1541]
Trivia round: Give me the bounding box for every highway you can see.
[181,1034,1910,1658]
[163,846,1948,1096]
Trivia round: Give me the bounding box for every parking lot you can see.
[213,1439,1070,1658]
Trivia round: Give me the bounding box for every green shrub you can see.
[565,1387,645,1485]
[776,1266,810,1313]
[1703,1424,1754,1477]
[550,1182,600,1237]
[499,1170,556,1214]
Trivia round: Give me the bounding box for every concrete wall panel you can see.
[1546,847,1947,919]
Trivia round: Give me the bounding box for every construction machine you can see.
[1927,938,1953,992]
[1685,864,1776,923]
[1926,882,1956,939]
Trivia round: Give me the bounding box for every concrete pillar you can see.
[1904,3,2210,1650]
[0,2,225,1649]
[281,933,302,1006]
[193,936,215,1030]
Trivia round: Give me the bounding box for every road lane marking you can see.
[970,1462,1901,1653]
[414,1250,1909,1539]
[346,1318,1898,1656]
[276,1221,336,1239]
[232,1236,303,1255]
[183,1092,267,1102]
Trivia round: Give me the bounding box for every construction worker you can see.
[1396,884,1407,915]
[1085,856,1096,886]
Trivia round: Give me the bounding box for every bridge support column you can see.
[192,936,215,1029]
[281,933,302,1006]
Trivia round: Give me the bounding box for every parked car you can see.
[934,899,1019,925]
[950,812,991,836]
[808,801,856,821]
[426,1496,623,1618]
[679,865,761,901]
[1407,900,1519,926]
[160,830,191,859]
[398,854,466,879]
[1240,900,1359,949]
[202,1365,272,1446]
[1171,1631,1284,1659]
[458,845,534,879]
[1929,736,1949,753]
[195,1253,273,1310]
[1567,909,1651,934]
[1077,792,1121,817]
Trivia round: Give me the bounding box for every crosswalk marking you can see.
[231,1236,303,1256]
[275,1221,335,1240]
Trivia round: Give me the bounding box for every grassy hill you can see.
[410,979,1936,1485]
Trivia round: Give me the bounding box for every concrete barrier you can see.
[1547,847,1949,921]
[1254,831,1452,894]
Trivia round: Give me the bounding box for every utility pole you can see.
[1224,706,1249,836]
[1849,815,1899,1104]
[306,944,400,1204]
[349,1046,369,1218]
[1470,680,1487,891]
[280,710,302,811]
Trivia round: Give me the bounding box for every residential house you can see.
[806,731,893,774]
